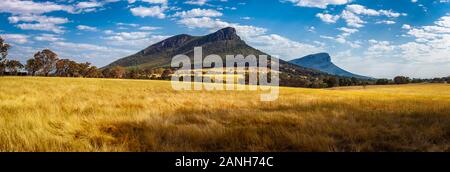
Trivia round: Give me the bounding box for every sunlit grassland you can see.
[0,76,449,152]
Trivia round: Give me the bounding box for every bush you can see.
[394,76,410,84]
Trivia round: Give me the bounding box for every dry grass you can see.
[0,76,449,152]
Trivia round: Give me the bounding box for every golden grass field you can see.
[0,76,449,152]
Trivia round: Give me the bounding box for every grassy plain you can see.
[0,76,449,152]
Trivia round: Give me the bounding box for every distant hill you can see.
[289,53,372,79]
[105,27,333,78]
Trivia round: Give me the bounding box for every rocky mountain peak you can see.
[300,53,331,63]
[205,27,241,41]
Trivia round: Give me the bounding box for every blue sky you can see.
[0,0,449,78]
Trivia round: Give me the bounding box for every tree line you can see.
[1,36,449,87]
[0,36,173,79]
[375,76,449,85]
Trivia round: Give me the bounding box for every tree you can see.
[325,77,339,88]
[34,49,58,76]
[84,66,102,78]
[0,36,11,76]
[161,69,173,80]
[394,76,410,84]
[127,68,141,79]
[108,66,125,78]
[25,59,42,76]
[376,79,390,85]
[56,59,71,77]
[5,60,24,75]
[78,62,91,77]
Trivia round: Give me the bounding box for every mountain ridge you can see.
[105,27,329,76]
[289,53,372,79]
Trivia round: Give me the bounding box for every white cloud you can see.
[247,34,324,60]
[8,15,69,24]
[338,27,358,36]
[16,23,65,34]
[317,5,405,28]
[138,26,162,30]
[284,0,352,9]
[398,15,450,63]
[49,41,136,66]
[74,0,124,13]
[375,20,396,25]
[185,0,208,6]
[346,5,405,17]
[76,1,102,9]
[321,35,361,48]
[402,24,412,29]
[130,6,167,18]
[336,14,450,78]
[0,34,29,44]
[240,17,252,20]
[7,15,69,33]
[365,40,396,57]
[316,13,340,23]
[34,34,64,42]
[345,4,379,16]
[177,17,267,37]
[0,0,73,15]
[340,10,364,28]
[173,9,223,18]
[319,27,360,48]
[116,23,139,27]
[142,0,168,4]
[103,31,169,49]
[77,25,98,31]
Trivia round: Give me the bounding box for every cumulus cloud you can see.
[142,0,168,4]
[77,25,98,31]
[76,1,102,9]
[138,26,162,31]
[375,20,396,25]
[103,31,169,49]
[316,13,340,23]
[185,0,209,6]
[283,0,352,9]
[334,14,450,78]
[316,4,405,28]
[49,41,136,66]
[17,23,65,34]
[6,14,69,33]
[0,0,74,15]
[172,9,223,18]
[319,27,361,48]
[34,34,64,42]
[0,34,29,44]
[402,24,412,29]
[340,10,364,28]
[130,6,167,18]
[399,15,450,63]
[8,15,69,24]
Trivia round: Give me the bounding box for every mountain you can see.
[289,53,372,79]
[106,27,264,69]
[105,27,331,77]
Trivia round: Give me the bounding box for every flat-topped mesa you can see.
[204,27,241,42]
[299,53,331,63]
